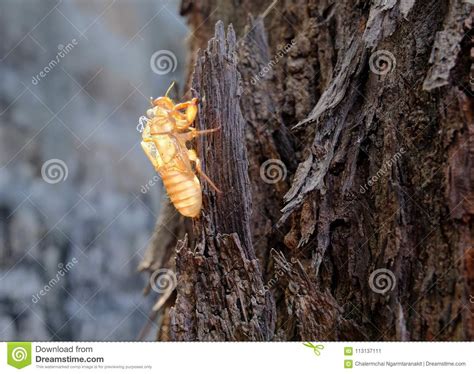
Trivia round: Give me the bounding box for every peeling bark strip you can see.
[191,22,253,253]
[423,1,472,90]
[169,22,275,341]
[236,16,295,263]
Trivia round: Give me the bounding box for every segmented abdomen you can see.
[161,169,202,218]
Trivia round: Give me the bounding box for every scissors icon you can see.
[303,342,325,356]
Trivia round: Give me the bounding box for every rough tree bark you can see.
[140,0,473,341]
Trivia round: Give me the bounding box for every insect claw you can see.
[198,169,221,192]
[205,178,222,194]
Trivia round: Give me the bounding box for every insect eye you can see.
[146,109,155,118]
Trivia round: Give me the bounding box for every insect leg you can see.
[174,98,198,130]
[188,149,221,193]
[191,127,221,136]
[178,127,221,142]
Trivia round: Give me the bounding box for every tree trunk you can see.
[140,0,474,341]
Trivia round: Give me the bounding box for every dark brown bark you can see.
[141,0,473,341]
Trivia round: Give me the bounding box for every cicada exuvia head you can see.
[146,96,177,135]
[147,95,200,134]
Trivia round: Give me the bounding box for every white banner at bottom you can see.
[0,342,472,373]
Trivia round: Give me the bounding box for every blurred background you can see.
[0,0,187,341]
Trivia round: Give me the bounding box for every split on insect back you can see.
[139,81,221,218]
